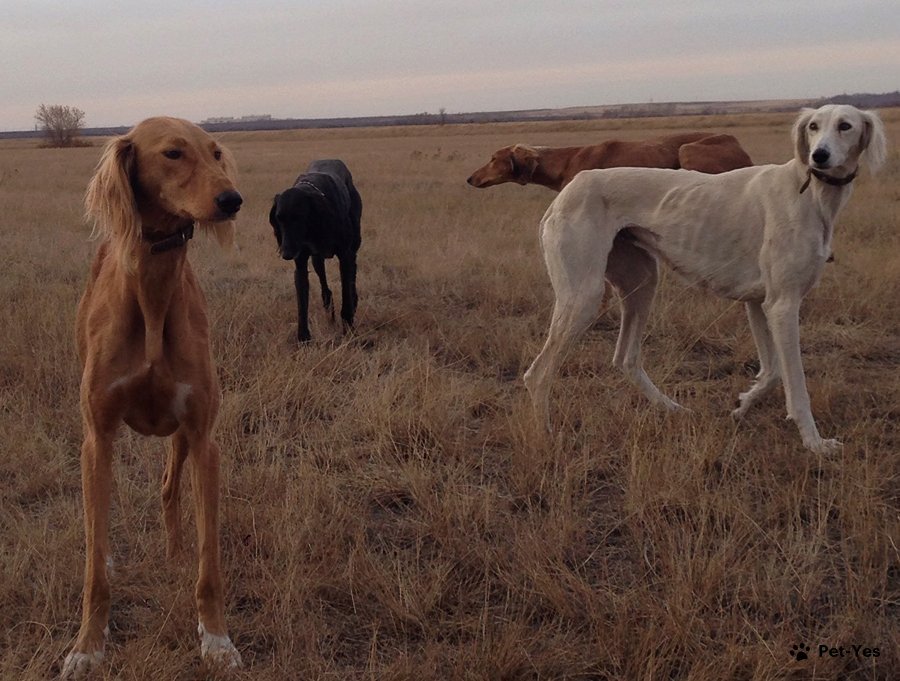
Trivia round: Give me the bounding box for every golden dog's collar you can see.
[799,167,858,194]
[144,223,195,254]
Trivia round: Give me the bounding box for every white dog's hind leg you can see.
[524,280,609,428]
[525,212,612,429]
[764,297,842,454]
[732,301,781,418]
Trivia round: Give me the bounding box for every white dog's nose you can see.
[811,148,830,166]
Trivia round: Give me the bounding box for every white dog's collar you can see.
[799,167,858,194]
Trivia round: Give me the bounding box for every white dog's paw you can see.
[198,622,242,670]
[655,394,686,412]
[804,437,843,455]
[60,649,103,680]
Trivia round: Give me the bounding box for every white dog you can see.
[524,105,886,453]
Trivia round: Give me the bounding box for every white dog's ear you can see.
[858,109,887,173]
[792,108,815,166]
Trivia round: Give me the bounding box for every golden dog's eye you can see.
[214,150,222,161]
[838,121,851,131]
[808,122,818,131]
[163,149,182,160]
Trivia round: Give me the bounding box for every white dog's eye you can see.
[838,122,852,131]
[808,122,819,131]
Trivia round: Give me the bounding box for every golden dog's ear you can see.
[511,145,538,184]
[858,109,887,173]
[84,135,138,247]
[791,108,815,166]
[201,143,238,250]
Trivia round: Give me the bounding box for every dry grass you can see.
[1,109,898,681]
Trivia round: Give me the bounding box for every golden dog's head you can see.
[85,117,241,265]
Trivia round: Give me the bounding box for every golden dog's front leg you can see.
[61,431,114,679]
[188,437,242,670]
[161,430,190,559]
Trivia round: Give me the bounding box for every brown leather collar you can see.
[799,167,858,194]
[143,223,194,254]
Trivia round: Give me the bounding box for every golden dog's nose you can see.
[215,190,243,216]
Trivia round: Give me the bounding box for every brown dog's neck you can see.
[528,147,579,191]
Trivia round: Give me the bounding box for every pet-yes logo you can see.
[789,642,880,662]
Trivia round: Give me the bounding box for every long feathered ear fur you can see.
[511,144,539,184]
[859,109,887,173]
[199,143,238,250]
[791,108,814,166]
[84,135,139,266]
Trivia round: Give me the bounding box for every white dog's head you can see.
[792,104,887,175]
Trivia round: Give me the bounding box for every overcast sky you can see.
[2,0,898,131]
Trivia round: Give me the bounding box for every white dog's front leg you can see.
[733,301,781,418]
[764,297,841,454]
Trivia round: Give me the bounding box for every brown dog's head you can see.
[466,144,539,188]
[85,117,241,266]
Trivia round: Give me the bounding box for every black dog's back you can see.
[298,160,362,247]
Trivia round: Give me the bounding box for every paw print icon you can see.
[790,643,810,661]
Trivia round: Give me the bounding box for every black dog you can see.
[269,160,362,342]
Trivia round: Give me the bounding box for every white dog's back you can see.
[542,162,817,302]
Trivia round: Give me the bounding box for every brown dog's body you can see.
[63,117,243,678]
[466,132,752,190]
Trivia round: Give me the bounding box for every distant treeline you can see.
[4,91,898,139]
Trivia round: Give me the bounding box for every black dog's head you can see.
[269,186,336,260]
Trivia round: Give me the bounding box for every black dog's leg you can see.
[294,254,312,342]
[311,256,334,320]
[338,253,358,332]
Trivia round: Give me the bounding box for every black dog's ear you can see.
[269,194,283,246]
[269,194,280,229]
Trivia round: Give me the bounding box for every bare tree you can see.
[34,104,86,147]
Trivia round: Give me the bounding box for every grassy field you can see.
[0,109,898,680]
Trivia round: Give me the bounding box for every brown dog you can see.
[466,132,752,190]
[63,117,243,678]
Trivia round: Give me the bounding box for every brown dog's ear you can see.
[791,108,815,166]
[858,109,887,173]
[84,135,138,248]
[510,145,538,184]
